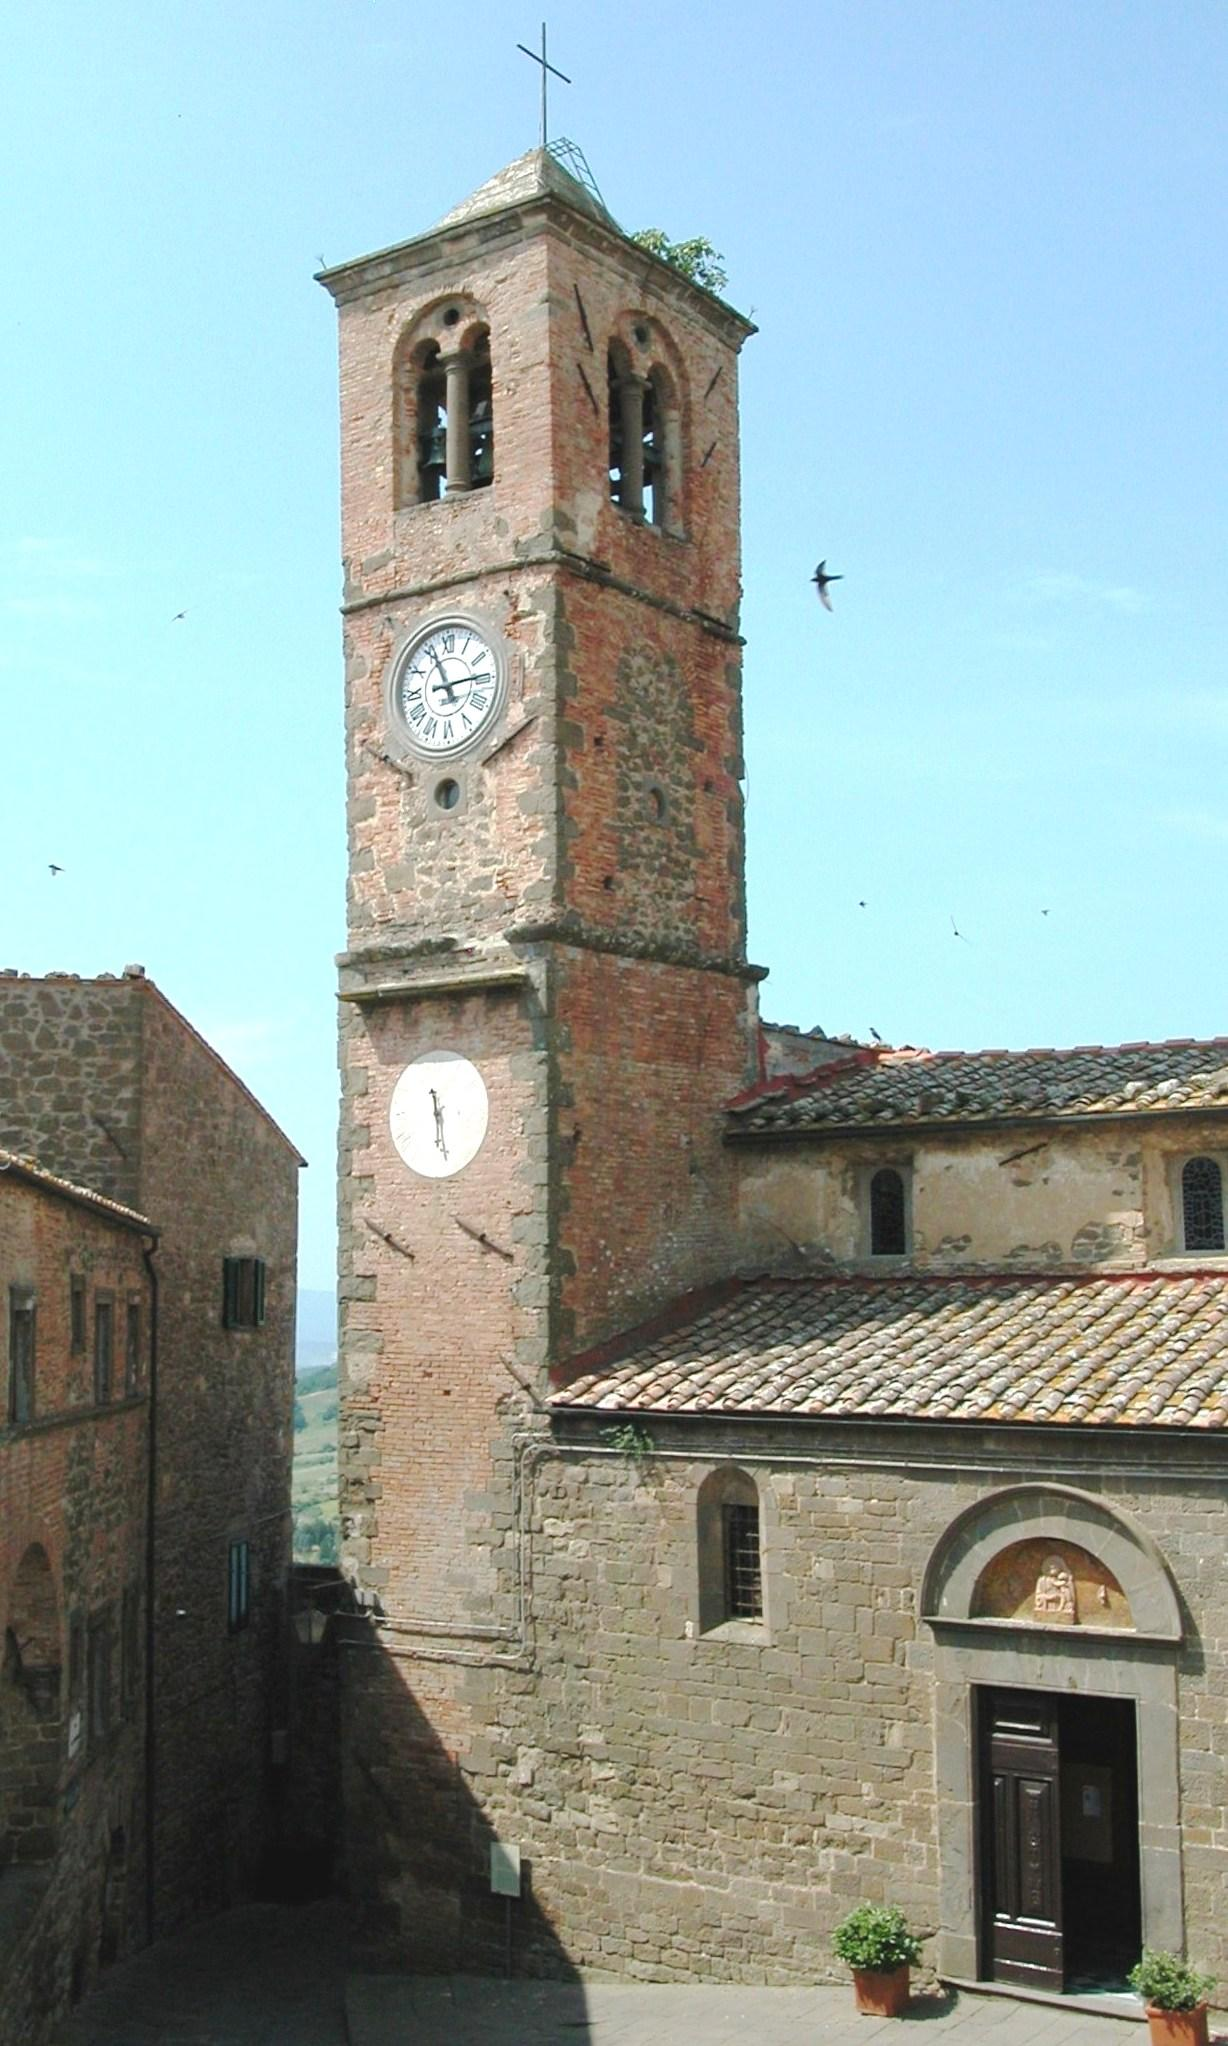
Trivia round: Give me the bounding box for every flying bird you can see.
[950,915,971,944]
[48,864,63,876]
[812,560,842,612]
[171,610,188,623]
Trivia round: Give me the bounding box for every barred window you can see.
[70,1274,86,1353]
[1182,1157,1225,1252]
[228,1539,251,1634]
[8,1286,35,1424]
[722,1502,763,1620]
[697,1467,766,1634]
[94,1297,114,1403]
[869,1167,907,1256]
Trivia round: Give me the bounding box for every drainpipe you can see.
[140,1235,159,1946]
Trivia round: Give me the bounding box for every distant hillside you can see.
[296,1289,336,1378]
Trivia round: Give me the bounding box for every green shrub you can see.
[832,1904,922,1973]
[630,229,728,296]
[1128,1950,1215,2011]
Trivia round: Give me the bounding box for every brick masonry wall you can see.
[0,973,299,1934]
[0,1173,150,2043]
[329,179,761,1961]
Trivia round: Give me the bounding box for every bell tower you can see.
[321,149,758,1964]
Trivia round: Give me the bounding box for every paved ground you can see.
[53,1901,349,2045]
[54,1900,1228,2046]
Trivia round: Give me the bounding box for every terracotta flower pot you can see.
[852,1965,911,2017]
[1145,2005,1210,2046]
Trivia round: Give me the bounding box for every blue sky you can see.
[3,2,1226,1291]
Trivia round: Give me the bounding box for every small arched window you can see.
[697,1468,763,1633]
[869,1167,908,1257]
[1182,1157,1224,1252]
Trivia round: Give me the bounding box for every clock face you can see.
[389,1051,489,1178]
[390,618,504,760]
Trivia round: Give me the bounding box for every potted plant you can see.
[1128,1950,1217,2046]
[832,1903,922,2017]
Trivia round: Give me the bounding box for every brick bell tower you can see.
[320,150,758,1965]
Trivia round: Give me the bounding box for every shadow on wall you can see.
[332,1615,586,2003]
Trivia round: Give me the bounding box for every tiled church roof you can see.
[729,1039,1228,1136]
[554,1272,1228,1430]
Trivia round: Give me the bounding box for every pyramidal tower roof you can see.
[433,146,619,236]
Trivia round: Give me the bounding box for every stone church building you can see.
[320,149,1228,1998]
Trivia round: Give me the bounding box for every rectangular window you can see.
[125,1300,142,1395]
[222,1258,267,1331]
[227,1539,251,1633]
[88,1611,113,1744]
[70,1274,86,1353]
[722,1502,763,1621]
[94,1297,114,1403]
[68,1612,84,1695]
[120,1586,139,1716]
[7,1286,35,1423]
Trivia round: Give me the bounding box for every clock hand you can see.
[431,656,463,707]
[429,1086,448,1159]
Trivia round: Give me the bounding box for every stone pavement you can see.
[346,1974,1156,2045]
[51,1900,1228,2046]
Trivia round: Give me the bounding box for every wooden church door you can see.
[979,1690,1064,1990]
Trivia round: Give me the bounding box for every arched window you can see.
[607,343,634,510]
[869,1166,907,1256]
[607,339,680,531]
[414,345,446,504]
[1182,1156,1224,1252]
[466,327,494,490]
[394,306,496,508]
[697,1468,763,1633]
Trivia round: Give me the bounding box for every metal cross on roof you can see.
[517,22,571,149]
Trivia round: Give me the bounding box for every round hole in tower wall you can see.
[633,323,649,348]
[443,306,460,327]
[434,778,461,812]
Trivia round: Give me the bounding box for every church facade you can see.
[322,152,1228,1995]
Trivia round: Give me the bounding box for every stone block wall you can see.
[136,984,299,1926]
[346,1418,1228,1988]
[737,1114,1228,1273]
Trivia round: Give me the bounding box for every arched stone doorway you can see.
[1,1543,63,1870]
[922,1486,1182,1992]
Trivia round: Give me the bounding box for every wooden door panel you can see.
[981,1692,1064,1990]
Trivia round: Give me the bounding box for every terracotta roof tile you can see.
[729,1040,1228,1135]
[553,1273,1228,1430]
[0,1148,154,1232]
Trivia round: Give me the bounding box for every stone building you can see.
[1,1154,153,2043]
[321,148,1228,2002]
[0,967,302,2035]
